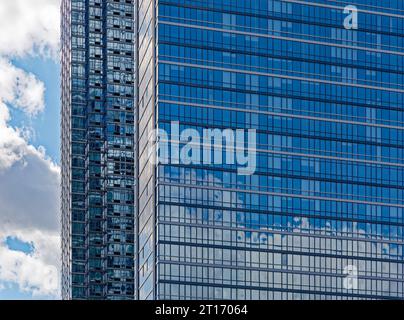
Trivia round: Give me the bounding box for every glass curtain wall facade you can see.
[139,0,404,299]
[63,0,404,300]
[61,0,135,300]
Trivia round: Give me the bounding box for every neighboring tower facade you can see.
[61,0,135,299]
[137,0,404,299]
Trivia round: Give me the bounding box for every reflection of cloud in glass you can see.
[159,165,401,297]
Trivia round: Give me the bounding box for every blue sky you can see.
[0,283,37,300]
[6,237,35,254]
[0,0,61,300]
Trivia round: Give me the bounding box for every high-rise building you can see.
[61,0,135,299]
[62,0,404,300]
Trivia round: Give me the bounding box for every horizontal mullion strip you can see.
[159,0,404,20]
[159,240,403,264]
[159,82,404,117]
[157,137,404,168]
[159,15,404,53]
[159,20,404,57]
[159,118,404,155]
[160,54,404,89]
[159,59,404,94]
[159,99,404,131]
[160,182,404,208]
[158,262,403,285]
[159,92,404,123]
[158,279,399,300]
[158,221,404,247]
[160,177,403,205]
[159,200,404,226]
[158,162,404,191]
[159,1,404,39]
[159,40,404,76]
[282,0,404,19]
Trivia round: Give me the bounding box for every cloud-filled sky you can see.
[0,0,61,299]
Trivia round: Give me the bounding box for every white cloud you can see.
[0,59,45,116]
[0,100,61,297]
[0,0,62,299]
[0,144,60,232]
[0,0,60,58]
[0,103,61,297]
[0,230,60,297]
[0,58,47,171]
